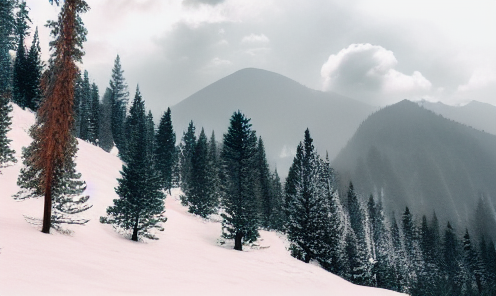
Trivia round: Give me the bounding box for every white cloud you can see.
[321,43,432,104]
[241,33,270,44]
[458,69,496,92]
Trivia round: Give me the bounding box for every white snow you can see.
[0,104,404,296]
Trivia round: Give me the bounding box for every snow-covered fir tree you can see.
[179,120,196,202]
[187,128,217,218]
[12,1,30,109]
[78,70,91,141]
[24,27,43,111]
[285,129,336,265]
[0,0,16,95]
[100,87,166,241]
[346,182,372,285]
[87,82,99,145]
[154,107,176,193]
[220,111,259,251]
[255,136,274,229]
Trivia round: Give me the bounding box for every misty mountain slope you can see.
[171,68,376,175]
[419,100,496,136]
[332,100,496,237]
[0,104,403,296]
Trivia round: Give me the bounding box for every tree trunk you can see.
[41,174,52,234]
[131,215,139,241]
[234,231,243,251]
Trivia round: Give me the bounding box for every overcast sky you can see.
[24,0,496,116]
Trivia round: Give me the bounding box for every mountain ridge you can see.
[332,100,496,238]
[171,68,377,176]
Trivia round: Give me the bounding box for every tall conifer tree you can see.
[109,54,128,155]
[36,0,89,234]
[100,88,166,241]
[220,111,259,251]
[155,107,176,193]
[12,1,30,108]
[0,0,16,95]
[98,87,113,152]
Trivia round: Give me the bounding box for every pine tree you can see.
[441,222,462,295]
[346,181,372,285]
[207,130,220,206]
[37,0,89,234]
[220,111,259,251]
[14,127,91,232]
[145,110,154,159]
[0,90,15,169]
[187,128,217,218]
[180,120,196,200]
[12,1,31,108]
[87,82,99,145]
[24,27,43,111]
[109,54,129,155]
[285,129,334,264]
[0,0,17,96]
[78,70,91,140]
[461,229,479,295]
[256,136,273,229]
[154,107,176,193]
[98,87,113,152]
[269,168,284,231]
[100,87,166,241]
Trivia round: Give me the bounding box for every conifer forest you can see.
[1,1,496,296]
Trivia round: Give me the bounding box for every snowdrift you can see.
[0,104,403,296]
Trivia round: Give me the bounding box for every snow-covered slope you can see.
[0,104,402,296]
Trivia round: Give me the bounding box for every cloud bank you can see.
[321,44,432,105]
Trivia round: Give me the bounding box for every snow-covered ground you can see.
[0,104,403,296]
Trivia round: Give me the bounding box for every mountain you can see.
[419,100,496,136]
[0,104,402,296]
[171,68,376,176]
[332,100,496,239]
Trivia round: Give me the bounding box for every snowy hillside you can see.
[0,104,402,296]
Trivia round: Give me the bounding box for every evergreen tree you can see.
[269,168,284,231]
[207,130,220,206]
[154,107,176,193]
[0,0,17,95]
[256,136,273,229]
[346,181,372,285]
[24,27,43,111]
[145,110,154,159]
[98,87,113,152]
[14,128,92,232]
[441,222,462,295]
[220,111,259,251]
[461,229,478,295]
[109,54,129,155]
[37,0,89,234]
[87,82,99,145]
[187,128,217,218]
[12,1,31,108]
[390,213,407,292]
[313,154,346,276]
[0,90,15,169]
[100,88,166,241]
[78,70,91,140]
[179,120,196,200]
[285,129,334,265]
